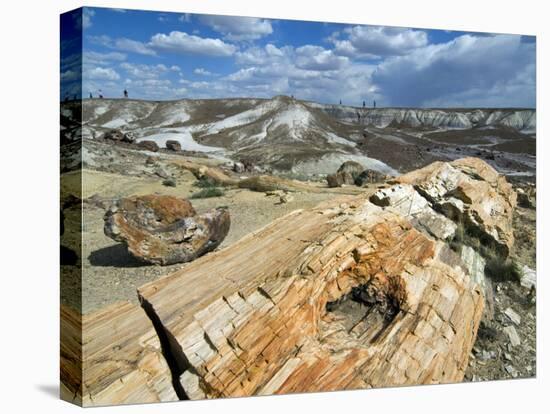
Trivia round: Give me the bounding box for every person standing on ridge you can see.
[89,92,93,99]
[373,100,376,108]
[124,89,128,98]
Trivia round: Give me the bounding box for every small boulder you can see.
[103,129,135,143]
[278,193,294,204]
[104,195,230,265]
[138,140,159,152]
[354,169,387,186]
[103,129,124,142]
[122,131,136,143]
[233,162,245,173]
[165,140,182,152]
[337,161,364,177]
[327,171,354,188]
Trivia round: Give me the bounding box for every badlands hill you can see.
[61,95,536,177]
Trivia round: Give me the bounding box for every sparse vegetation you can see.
[162,178,176,187]
[484,256,522,283]
[190,187,225,199]
[193,176,218,188]
[450,219,521,283]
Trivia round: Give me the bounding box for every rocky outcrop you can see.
[318,106,536,133]
[396,157,517,256]
[104,195,230,265]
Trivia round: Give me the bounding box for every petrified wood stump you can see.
[104,195,230,265]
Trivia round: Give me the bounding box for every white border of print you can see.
[0,0,545,413]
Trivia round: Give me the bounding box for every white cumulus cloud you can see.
[149,31,236,56]
[199,15,273,41]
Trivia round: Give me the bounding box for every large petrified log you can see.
[138,193,485,399]
[104,195,230,265]
[60,302,180,406]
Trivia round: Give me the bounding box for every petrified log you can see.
[138,140,160,152]
[138,192,485,399]
[238,175,322,193]
[171,159,239,186]
[60,302,179,406]
[104,195,230,265]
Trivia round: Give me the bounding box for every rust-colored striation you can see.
[139,197,484,399]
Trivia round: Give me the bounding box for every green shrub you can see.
[450,217,521,283]
[190,187,225,199]
[162,178,176,187]
[484,256,521,283]
[193,176,218,188]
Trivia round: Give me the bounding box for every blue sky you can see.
[61,7,536,107]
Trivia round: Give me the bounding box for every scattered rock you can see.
[504,365,519,378]
[278,193,294,204]
[123,131,136,143]
[137,140,160,152]
[233,162,245,173]
[103,195,230,265]
[145,156,158,166]
[504,308,521,325]
[503,325,521,347]
[354,169,387,186]
[265,190,285,197]
[477,350,496,361]
[516,186,537,209]
[520,265,536,289]
[154,167,170,179]
[165,140,182,151]
[103,129,135,143]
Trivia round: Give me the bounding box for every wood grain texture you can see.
[138,195,484,399]
[60,302,179,406]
